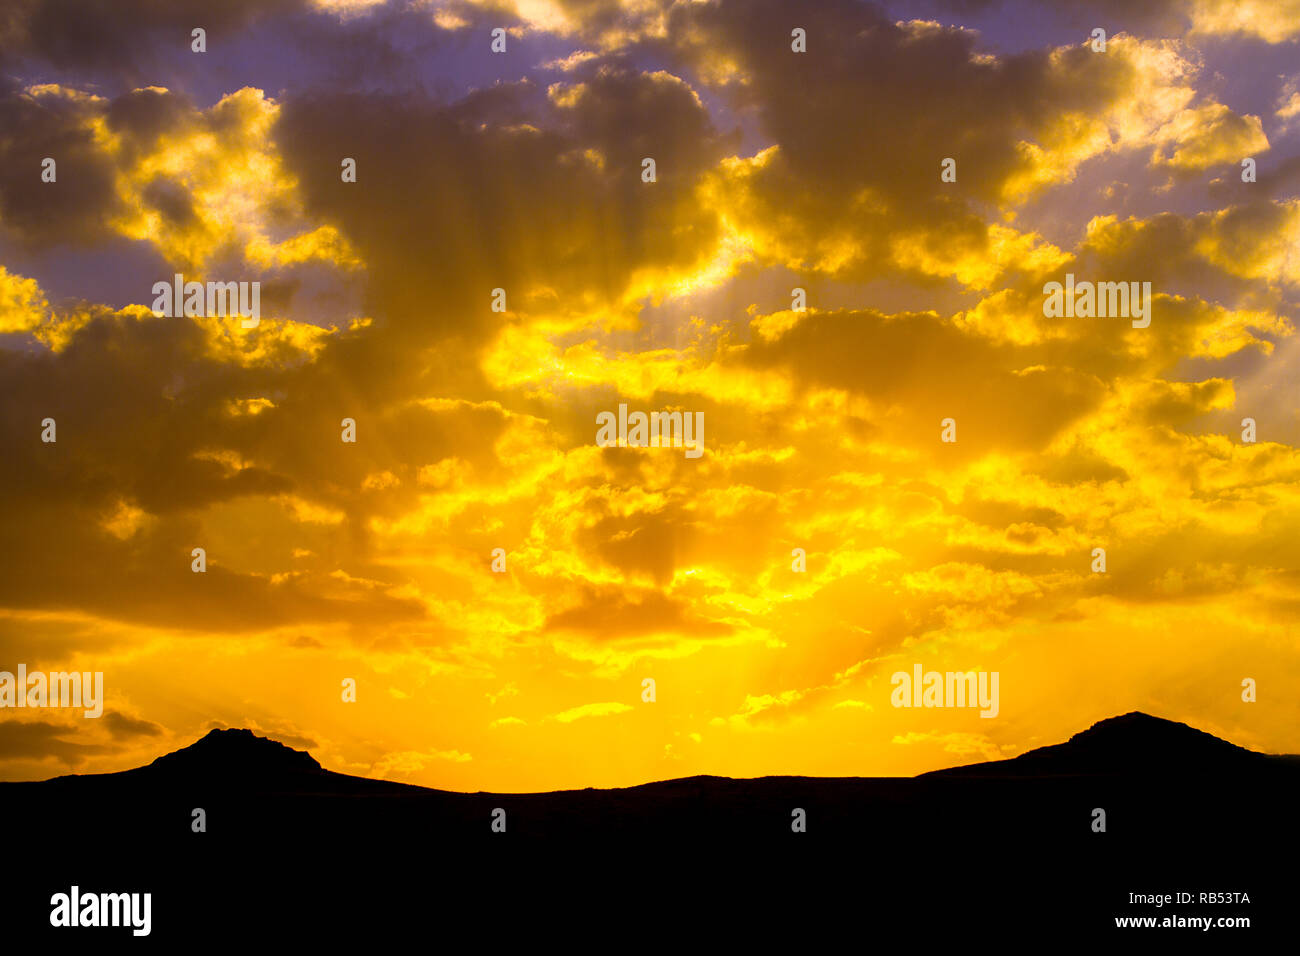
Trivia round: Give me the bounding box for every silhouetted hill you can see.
[22,710,1286,795]
[4,711,1293,941]
[31,727,433,797]
[145,728,324,777]
[3,707,1292,867]
[929,711,1281,777]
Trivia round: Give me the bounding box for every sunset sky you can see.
[1,0,1297,790]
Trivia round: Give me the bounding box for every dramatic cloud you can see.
[0,0,1295,788]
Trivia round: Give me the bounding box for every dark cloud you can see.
[105,87,194,156]
[104,711,164,739]
[656,0,1146,284]
[274,62,729,344]
[738,308,1105,455]
[0,308,435,632]
[926,0,1193,35]
[0,86,121,247]
[584,506,694,586]
[4,0,306,77]
[142,176,200,227]
[0,718,108,765]
[545,585,732,641]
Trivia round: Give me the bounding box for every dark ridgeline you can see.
[4,712,1292,940]
[929,711,1295,776]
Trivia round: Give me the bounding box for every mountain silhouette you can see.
[929,711,1281,777]
[145,728,324,778]
[18,710,1294,799]
[6,711,1293,940]
[30,712,1279,790]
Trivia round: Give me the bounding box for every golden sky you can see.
[0,0,1298,789]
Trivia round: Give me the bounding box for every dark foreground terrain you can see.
[2,712,1294,943]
